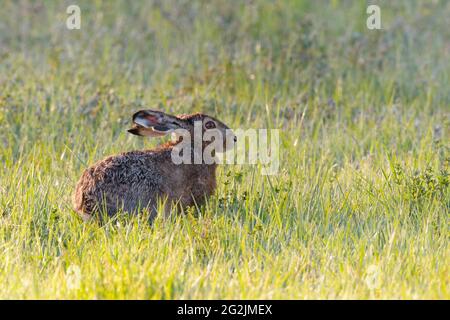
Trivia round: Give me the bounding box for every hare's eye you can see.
[205,121,216,129]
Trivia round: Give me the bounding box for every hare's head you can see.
[128,110,236,152]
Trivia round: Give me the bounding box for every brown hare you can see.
[73,109,236,220]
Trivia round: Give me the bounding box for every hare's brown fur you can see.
[73,111,232,220]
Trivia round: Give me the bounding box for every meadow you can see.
[0,0,448,299]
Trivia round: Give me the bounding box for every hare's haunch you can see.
[73,110,236,220]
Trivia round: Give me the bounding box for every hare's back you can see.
[87,150,163,187]
[73,150,164,217]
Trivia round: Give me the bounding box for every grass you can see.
[0,0,449,299]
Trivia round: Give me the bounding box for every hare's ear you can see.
[128,110,183,137]
[127,124,168,137]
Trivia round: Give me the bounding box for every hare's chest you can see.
[187,173,217,204]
